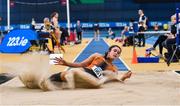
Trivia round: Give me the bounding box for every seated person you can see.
[149,15,178,58]
[162,13,180,62]
[149,24,172,57]
[120,26,134,46]
[149,34,168,58]
[39,17,55,52]
[106,28,116,39]
[40,17,54,33]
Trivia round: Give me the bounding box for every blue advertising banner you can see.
[0,21,170,31]
[0,29,38,53]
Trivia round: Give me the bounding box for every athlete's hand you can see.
[54,57,67,65]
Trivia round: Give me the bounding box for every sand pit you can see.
[0,70,180,105]
[0,39,180,105]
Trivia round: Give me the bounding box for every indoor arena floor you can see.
[0,38,180,105]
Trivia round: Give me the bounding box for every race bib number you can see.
[91,66,103,79]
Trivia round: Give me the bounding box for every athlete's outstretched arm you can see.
[54,53,102,68]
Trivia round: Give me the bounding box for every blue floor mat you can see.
[146,36,158,45]
[75,39,128,71]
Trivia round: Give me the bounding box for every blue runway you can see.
[75,39,129,71]
[146,36,158,45]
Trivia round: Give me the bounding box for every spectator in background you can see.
[121,26,133,46]
[93,22,100,41]
[106,28,116,40]
[39,17,55,51]
[40,17,54,33]
[129,18,135,31]
[50,12,61,44]
[163,23,169,31]
[60,27,69,45]
[149,13,179,59]
[138,9,148,30]
[31,18,36,30]
[149,34,168,58]
[137,21,145,47]
[154,23,159,31]
[121,26,129,40]
[162,13,180,62]
[75,20,83,43]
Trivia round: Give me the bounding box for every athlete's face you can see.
[108,47,121,59]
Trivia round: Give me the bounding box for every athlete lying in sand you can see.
[39,45,132,91]
[0,45,132,91]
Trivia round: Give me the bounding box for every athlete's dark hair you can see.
[104,45,121,59]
